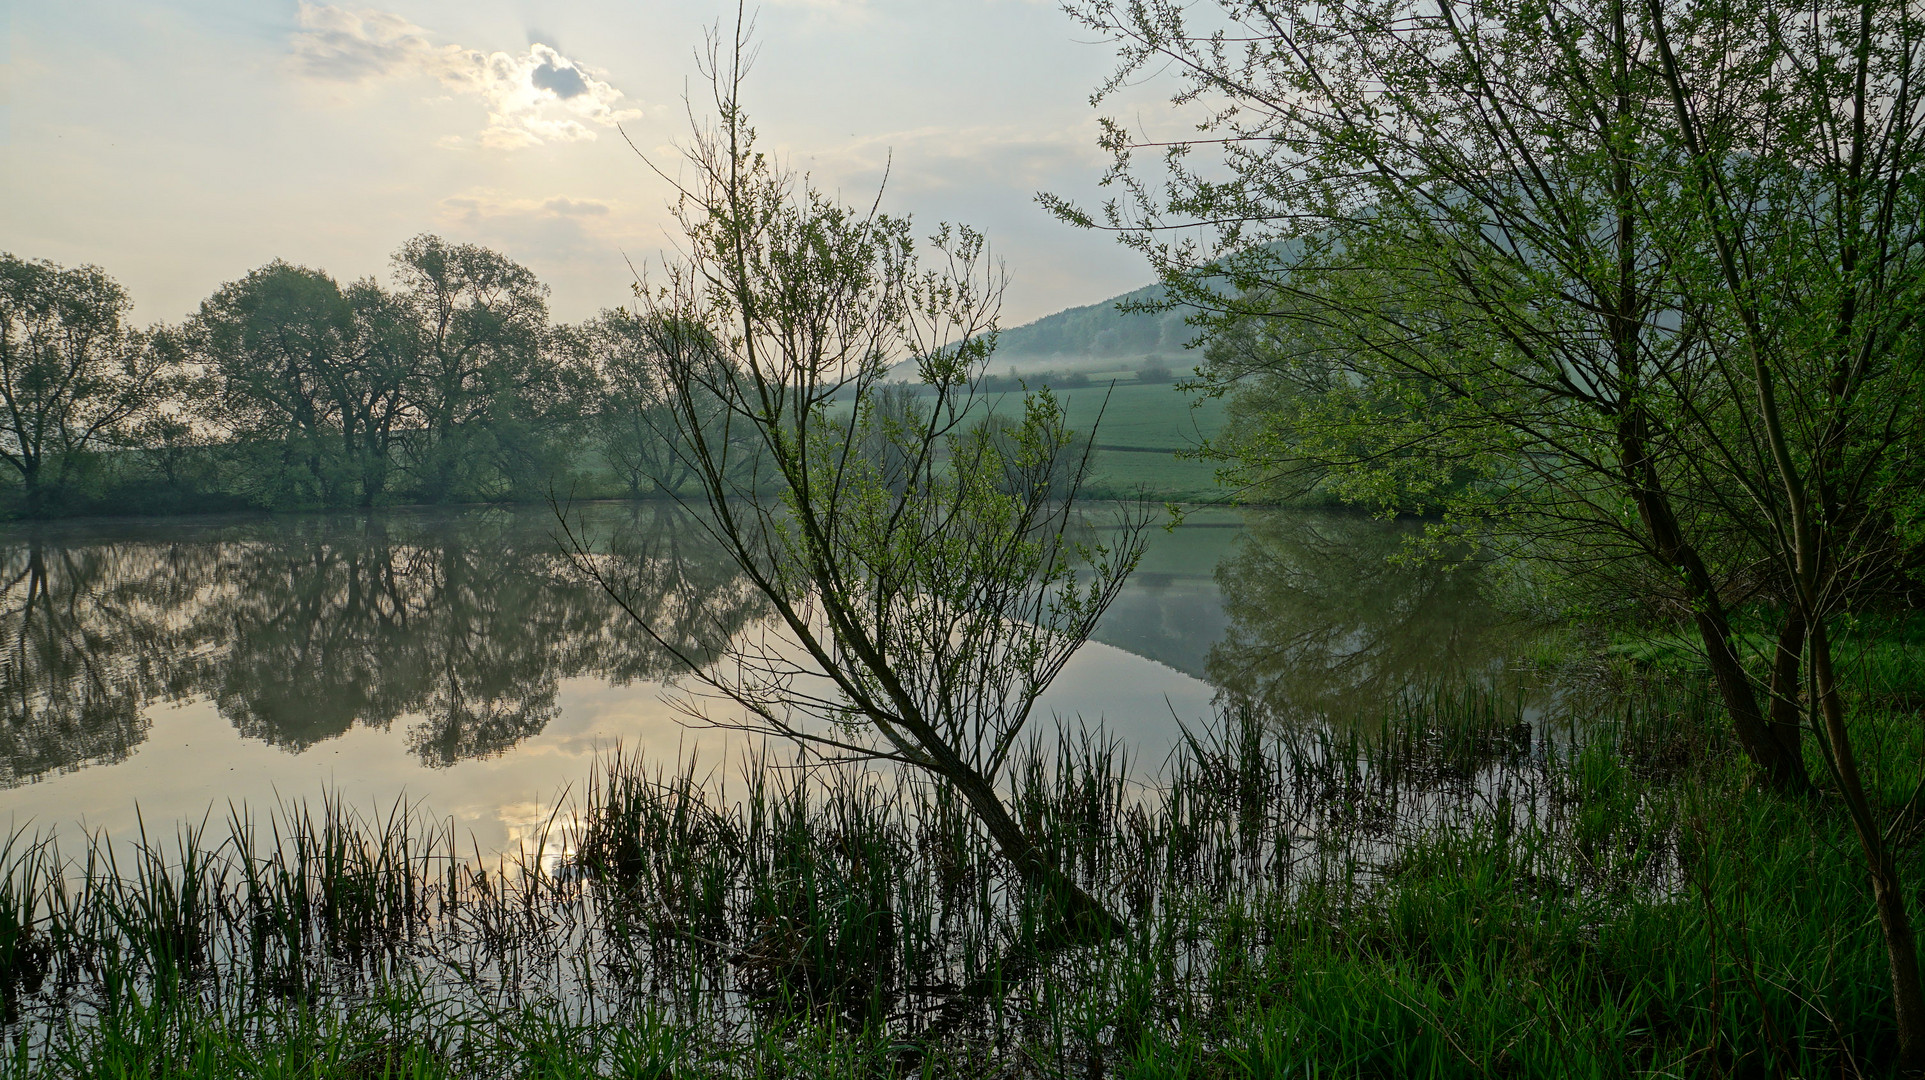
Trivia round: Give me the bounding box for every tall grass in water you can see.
[0,685,1917,1076]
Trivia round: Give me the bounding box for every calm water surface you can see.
[0,503,1535,855]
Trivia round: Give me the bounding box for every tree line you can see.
[0,237,737,518]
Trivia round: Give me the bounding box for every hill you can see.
[884,279,1203,383]
[973,240,1302,379]
[867,275,1246,501]
[991,282,1197,371]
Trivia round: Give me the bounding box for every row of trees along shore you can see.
[0,237,743,519]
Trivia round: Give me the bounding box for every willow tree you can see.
[1058,0,1925,1056]
[570,25,1145,944]
[1054,0,1820,775]
[192,260,413,508]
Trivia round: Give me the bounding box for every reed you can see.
[1,677,1918,1076]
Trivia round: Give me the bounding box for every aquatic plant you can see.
[0,679,1915,1076]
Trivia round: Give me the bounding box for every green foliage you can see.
[0,252,1251,518]
[1054,0,1925,856]
[0,253,177,516]
[1194,303,1501,513]
[557,310,750,499]
[8,679,1925,1076]
[0,238,752,518]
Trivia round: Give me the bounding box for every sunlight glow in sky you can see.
[2,0,1152,327]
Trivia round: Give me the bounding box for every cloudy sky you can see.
[2,1,1157,327]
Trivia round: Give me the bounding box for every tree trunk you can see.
[1810,617,1925,1070]
[937,757,1130,945]
[838,641,1130,943]
[1696,606,1806,787]
[20,464,42,518]
[1620,422,1810,792]
[1768,608,1806,774]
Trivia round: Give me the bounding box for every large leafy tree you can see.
[191,261,414,508]
[0,254,173,514]
[1059,0,1925,1055]
[389,235,553,502]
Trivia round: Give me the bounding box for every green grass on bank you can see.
[923,380,1230,502]
[983,380,1228,501]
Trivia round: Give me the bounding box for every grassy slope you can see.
[828,380,1231,502]
[992,380,1231,502]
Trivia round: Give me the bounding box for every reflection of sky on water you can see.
[0,505,1226,855]
[0,504,1535,857]
[5,646,1218,863]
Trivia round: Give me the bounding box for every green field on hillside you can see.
[1002,381,1230,502]
[833,380,1231,502]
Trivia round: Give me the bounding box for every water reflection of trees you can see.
[0,537,198,783]
[0,504,762,783]
[1206,511,1526,724]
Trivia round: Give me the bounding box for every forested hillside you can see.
[992,282,1194,367]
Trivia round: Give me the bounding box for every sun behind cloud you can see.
[288,3,641,150]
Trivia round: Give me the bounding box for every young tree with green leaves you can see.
[1052,0,1818,778]
[569,23,1146,945]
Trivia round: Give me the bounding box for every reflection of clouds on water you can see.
[1091,574,1226,681]
[1205,511,1532,725]
[1034,639,1217,765]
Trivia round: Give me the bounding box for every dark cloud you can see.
[530,61,588,99]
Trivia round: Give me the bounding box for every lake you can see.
[0,502,1537,857]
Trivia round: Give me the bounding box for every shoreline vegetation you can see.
[4,645,1924,1076]
[0,243,1229,524]
[10,0,1925,1071]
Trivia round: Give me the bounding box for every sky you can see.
[0,0,1159,328]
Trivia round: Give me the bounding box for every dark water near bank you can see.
[0,503,1538,853]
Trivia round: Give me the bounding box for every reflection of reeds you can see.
[0,684,1917,1074]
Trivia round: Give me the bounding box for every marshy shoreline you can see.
[5,652,1921,1077]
